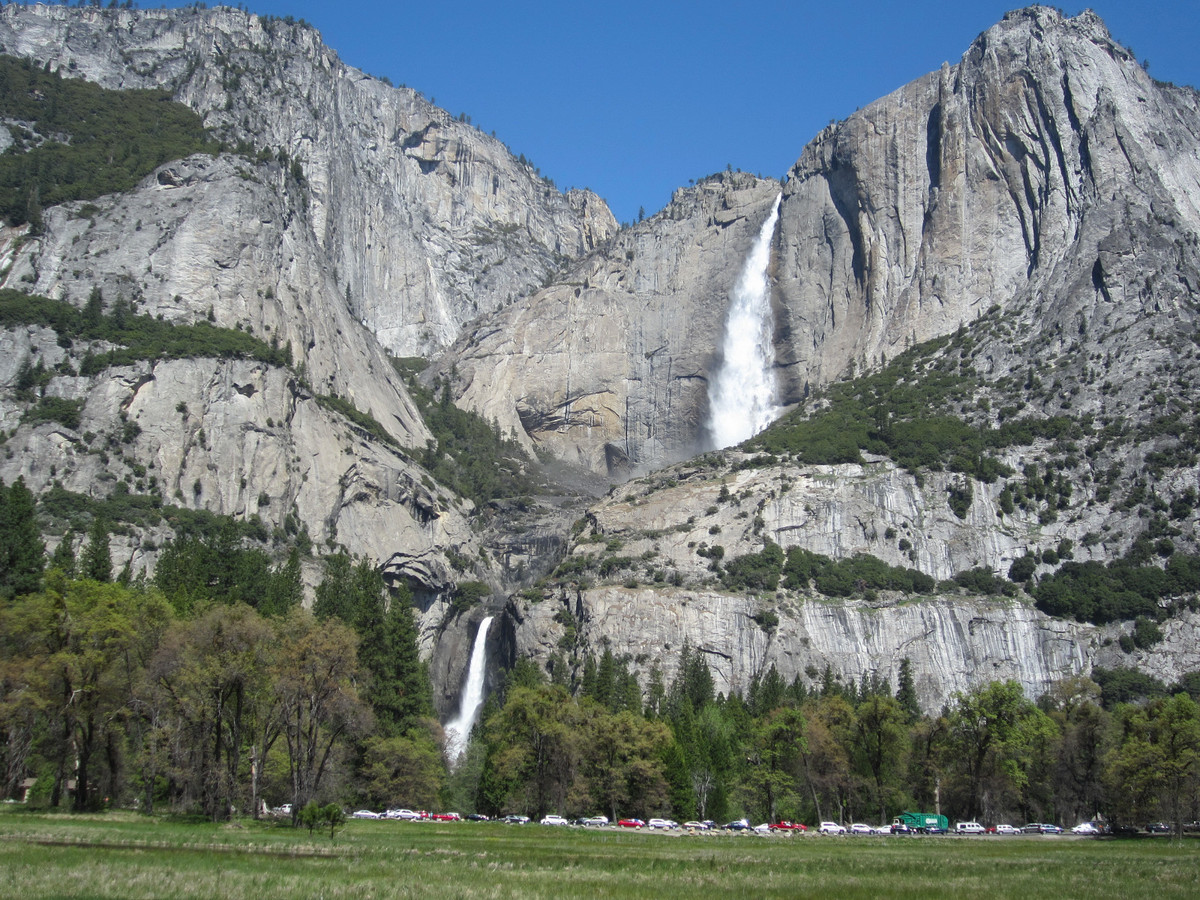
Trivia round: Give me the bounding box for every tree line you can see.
[467,648,1200,832]
[0,477,437,820]
[1,475,1198,829]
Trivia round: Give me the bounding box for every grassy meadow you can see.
[0,808,1196,899]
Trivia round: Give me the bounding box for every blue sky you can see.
[173,2,1197,224]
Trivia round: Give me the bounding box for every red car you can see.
[430,812,461,821]
[769,821,807,832]
[617,818,645,828]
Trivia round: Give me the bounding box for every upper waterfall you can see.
[706,194,783,449]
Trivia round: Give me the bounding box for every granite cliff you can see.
[440,8,1200,477]
[0,5,1197,717]
[0,3,616,360]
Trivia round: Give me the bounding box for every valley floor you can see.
[1,809,1196,899]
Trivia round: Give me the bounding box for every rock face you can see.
[773,7,1200,397]
[2,4,1199,719]
[442,8,1200,476]
[437,173,782,476]
[511,452,1200,711]
[0,4,617,359]
[0,5,615,708]
[510,583,1200,714]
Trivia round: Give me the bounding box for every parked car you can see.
[540,814,569,826]
[617,818,645,828]
[502,815,530,825]
[850,823,875,835]
[993,824,1020,835]
[889,823,912,835]
[466,813,489,822]
[724,818,751,831]
[272,803,293,817]
[431,812,461,821]
[1071,822,1100,835]
[385,808,421,820]
[578,815,609,827]
[647,818,677,829]
[769,821,806,832]
[351,809,380,819]
[819,821,846,834]
[1147,822,1172,834]
[1039,823,1063,834]
[955,822,986,834]
[682,821,710,830]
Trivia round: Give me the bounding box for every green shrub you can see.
[782,547,934,597]
[1031,551,1200,625]
[450,580,490,613]
[1008,555,1037,583]
[21,396,84,429]
[721,542,785,592]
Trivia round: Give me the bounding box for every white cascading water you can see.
[706,193,783,449]
[443,615,493,765]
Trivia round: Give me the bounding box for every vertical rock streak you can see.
[443,615,493,764]
[707,194,783,449]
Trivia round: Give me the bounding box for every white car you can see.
[955,821,986,834]
[351,809,380,819]
[819,821,846,834]
[386,808,421,820]
[1071,822,1100,835]
[579,815,609,827]
[682,821,709,830]
[647,818,677,829]
[753,822,772,833]
[993,824,1020,835]
[540,814,569,826]
[850,823,875,835]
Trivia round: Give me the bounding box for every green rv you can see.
[892,811,949,833]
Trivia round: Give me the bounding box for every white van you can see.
[955,821,986,834]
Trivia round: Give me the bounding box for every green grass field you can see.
[1,809,1196,899]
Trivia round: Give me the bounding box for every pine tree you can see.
[80,517,112,583]
[260,547,302,617]
[0,477,45,598]
[312,552,355,622]
[896,657,921,722]
[316,554,432,736]
[49,531,76,577]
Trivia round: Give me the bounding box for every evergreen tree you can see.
[49,531,76,577]
[312,552,355,623]
[358,569,432,736]
[315,554,431,736]
[80,517,112,583]
[0,477,45,598]
[896,658,921,722]
[594,647,616,710]
[260,547,303,618]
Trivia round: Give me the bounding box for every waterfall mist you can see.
[443,615,493,765]
[706,194,783,449]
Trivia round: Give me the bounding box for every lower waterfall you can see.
[706,193,783,449]
[443,615,493,765]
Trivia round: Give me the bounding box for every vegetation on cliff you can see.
[0,55,217,229]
